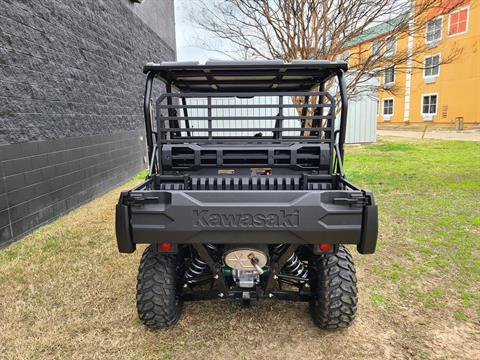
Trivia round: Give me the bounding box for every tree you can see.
[189,0,465,98]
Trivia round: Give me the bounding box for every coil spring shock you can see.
[184,254,207,280]
[284,252,308,280]
[184,244,218,280]
[272,244,308,281]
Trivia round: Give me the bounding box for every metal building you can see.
[183,70,378,144]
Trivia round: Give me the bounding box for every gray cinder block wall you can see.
[0,0,176,247]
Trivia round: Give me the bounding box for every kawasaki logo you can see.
[193,210,299,228]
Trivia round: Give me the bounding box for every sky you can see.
[174,0,231,62]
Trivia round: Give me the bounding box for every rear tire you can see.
[136,245,182,329]
[309,245,358,329]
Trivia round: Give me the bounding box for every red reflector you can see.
[159,242,172,251]
[319,243,332,252]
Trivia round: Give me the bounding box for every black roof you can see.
[143,60,347,92]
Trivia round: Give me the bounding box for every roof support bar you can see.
[143,71,155,165]
[337,70,348,161]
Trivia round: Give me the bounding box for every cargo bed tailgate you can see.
[116,190,377,253]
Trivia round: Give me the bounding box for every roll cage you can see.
[141,60,349,178]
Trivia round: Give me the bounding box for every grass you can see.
[345,139,480,315]
[132,169,148,181]
[0,137,479,359]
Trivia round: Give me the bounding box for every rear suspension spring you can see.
[272,244,308,281]
[184,244,218,280]
[184,255,207,280]
[284,252,308,281]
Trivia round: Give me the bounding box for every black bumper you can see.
[115,190,378,254]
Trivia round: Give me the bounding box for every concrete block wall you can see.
[0,0,176,246]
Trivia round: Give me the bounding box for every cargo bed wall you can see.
[142,173,335,191]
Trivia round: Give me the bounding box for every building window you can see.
[382,98,394,117]
[342,50,350,64]
[384,36,396,58]
[422,94,438,115]
[371,40,382,59]
[449,7,469,36]
[384,66,395,85]
[426,17,442,44]
[424,54,440,77]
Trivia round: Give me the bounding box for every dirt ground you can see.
[377,129,480,141]
[0,138,479,360]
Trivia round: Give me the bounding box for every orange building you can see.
[347,1,479,126]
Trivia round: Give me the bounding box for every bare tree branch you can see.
[189,0,466,98]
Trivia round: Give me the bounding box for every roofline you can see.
[141,60,348,92]
[344,13,409,48]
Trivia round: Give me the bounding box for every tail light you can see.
[318,243,332,252]
[159,242,173,252]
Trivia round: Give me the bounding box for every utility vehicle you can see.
[115,60,378,330]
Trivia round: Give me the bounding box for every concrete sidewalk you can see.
[378,129,480,141]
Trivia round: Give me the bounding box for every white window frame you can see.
[448,6,469,38]
[382,98,394,120]
[423,53,441,79]
[425,16,443,45]
[371,40,382,59]
[384,36,397,58]
[384,66,395,86]
[421,93,439,120]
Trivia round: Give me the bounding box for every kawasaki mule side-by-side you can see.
[115,60,378,329]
